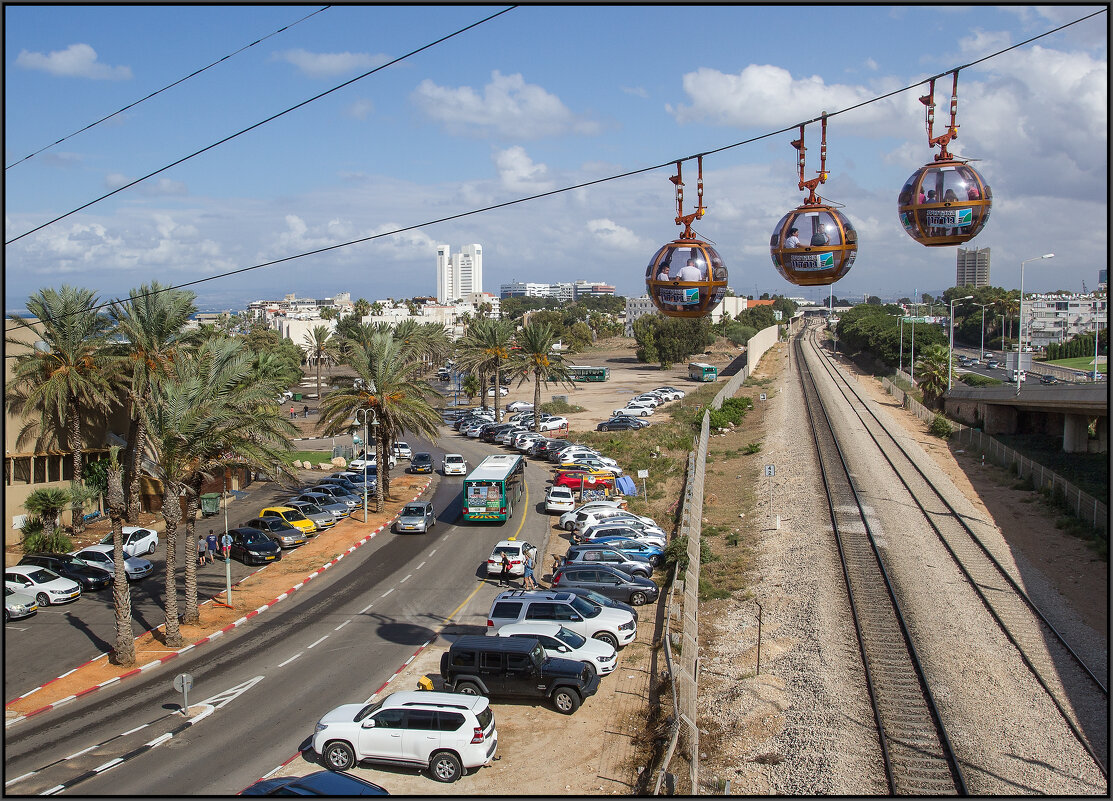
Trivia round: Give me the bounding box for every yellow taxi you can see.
[260,506,317,535]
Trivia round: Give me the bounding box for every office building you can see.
[955,247,990,288]
[1023,293,1108,350]
[436,244,483,304]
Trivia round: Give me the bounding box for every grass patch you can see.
[283,450,334,465]
[743,441,762,454]
[994,433,1109,501]
[1044,356,1106,374]
[540,398,585,414]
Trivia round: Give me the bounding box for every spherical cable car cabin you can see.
[645,157,728,318]
[897,71,993,246]
[769,113,858,286]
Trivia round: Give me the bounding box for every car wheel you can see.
[4,609,9,622]
[564,521,575,531]
[592,631,619,650]
[323,740,356,771]
[147,542,156,555]
[36,592,51,608]
[581,660,598,676]
[630,591,648,606]
[552,687,581,715]
[649,555,661,567]
[429,750,464,783]
[455,681,482,696]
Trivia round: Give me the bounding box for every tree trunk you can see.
[107,461,136,667]
[161,481,183,648]
[125,408,148,523]
[374,433,385,513]
[69,398,86,537]
[122,409,140,521]
[181,474,202,625]
[493,364,502,422]
[381,431,392,501]
[316,355,322,406]
[534,370,542,433]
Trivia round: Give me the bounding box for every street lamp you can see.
[974,302,992,360]
[948,295,973,391]
[1019,253,1054,391]
[355,408,378,523]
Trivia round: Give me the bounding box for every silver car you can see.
[309,484,361,510]
[393,502,436,534]
[72,546,154,580]
[285,499,338,530]
[291,492,350,518]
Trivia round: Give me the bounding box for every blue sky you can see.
[5,5,1108,313]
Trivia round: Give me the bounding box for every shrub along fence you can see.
[655,323,780,794]
[881,378,1107,532]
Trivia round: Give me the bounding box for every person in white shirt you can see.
[784,228,802,248]
[679,258,702,281]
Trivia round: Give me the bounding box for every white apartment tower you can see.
[436,244,483,304]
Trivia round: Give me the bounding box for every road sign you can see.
[759,393,767,401]
[173,673,193,693]
[636,469,648,478]
[764,465,775,477]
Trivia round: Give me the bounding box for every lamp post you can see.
[975,302,991,359]
[1019,253,1054,391]
[898,317,905,376]
[948,295,973,391]
[909,301,920,384]
[355,408,378,523]
[1094,317,1103,383]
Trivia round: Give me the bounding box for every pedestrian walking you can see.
[289,405,296,420]
[206,530,218,564]
[221,530,232,561]
[197,535,208,566]
[302,404,309,419]
[498,551,511,587]
[522,549,536,590]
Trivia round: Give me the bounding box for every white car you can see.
[72,546,154,581]
[312,690,497,782]
[349,453,397,471]
[485,386,509,396]
[538,416,568,432]
[4,565,81,607]
[653,386,685,400]
[100,526,159,557]
[557,500,628,530]
[486,539,536,578]
[630,395,663,407]
[561,458,623,476]
[557,450,618,468]
[505,401,534,412]
[495,427,527,445]
[613,405,654,417]
[580,523,667,550]
[494,621,618,676]
[391,441,413,460]
[567,508,655,534]
[441,453,468,476]
[545,485,577,513]
[513,432,544,451]
[466,422,488,437]
[5,586,38,621]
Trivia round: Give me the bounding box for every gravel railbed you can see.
[805,337,1107,793]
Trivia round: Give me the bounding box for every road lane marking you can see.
[380,588,394,598]
[64,746,97,760]
[415,561,426,570]
[121,723,149,736]
[360,603,373,614]
[145,733,173,748]
[93,757,123,773]
[399,573,412,584]
[199,676,265,709]
[40,784,65,795]
[278,653,302,667]
[5,771,36,787]
[307,635,328,649]
[334,619,351,631]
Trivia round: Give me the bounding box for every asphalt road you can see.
[4,430,559,795]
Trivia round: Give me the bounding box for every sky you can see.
[4,4,1108,314]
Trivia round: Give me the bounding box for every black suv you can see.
[19,553,112,591]
[439,635,599,715]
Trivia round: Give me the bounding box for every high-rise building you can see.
[955,246,990,288]
[436,244,483,304]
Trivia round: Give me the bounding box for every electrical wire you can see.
[5,6,518,246]
[4,6,1105,337]
[5,6,331,171]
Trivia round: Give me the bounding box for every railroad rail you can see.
[802,325,1109,779]
[794,329,966,795]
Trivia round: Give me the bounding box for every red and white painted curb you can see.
[5,481,432,727]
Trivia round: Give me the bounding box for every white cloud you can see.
[621,86,648,98]
[272,48,385,78]
[344,98,374,120]
[586,218,645,252]
[494,146,551,193]
[104,173,187,197]
[15,43,131,80]
[412,70,600,139]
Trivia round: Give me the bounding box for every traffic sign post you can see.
[764,465,777,528]
[173,672,194,715]
[637,469,648,498]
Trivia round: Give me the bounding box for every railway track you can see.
[800,325,1109,780]
[794,328,966,795]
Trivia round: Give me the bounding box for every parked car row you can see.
[605,385,684,425]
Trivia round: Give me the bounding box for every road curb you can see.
[5,480,433,724]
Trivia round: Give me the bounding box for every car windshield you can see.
[414,454,431,462]
[299,503,323,515]
[354,699,385,722]
[445,456,463,463]
[24,568,57,583]
[555,626,586,648]
[493,546,519,556]
[283,509,308,521]
[570,595,599,618]
[402,506,425,516]
[244,533,266,545]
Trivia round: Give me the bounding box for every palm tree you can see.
[22,487,72,550]
[456,318,515,421]
[318,333,443,510]
[109,282,197,521]
[303,324,341,403]
[6,286,115,537]
[353,298,372,319]
[103,446,136,666]
[145,339,296,641]
[915,344,952,409]
[511,321,573,432]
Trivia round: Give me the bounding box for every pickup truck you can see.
[439,635,599,714]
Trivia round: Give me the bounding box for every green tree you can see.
[915,344,952,408]
[22,487,72,550]
[6,286,116,537]
[318,333,442,508]
[632,315,715,369]
[511,321,572,432]
[353,298,372,318]
[456,318,515,421]
[109,282,197,521]
[303,324,341,402]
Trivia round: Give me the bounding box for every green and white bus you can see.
[688,362,718,382]
[463,454,526,522]
[569,365,609,382]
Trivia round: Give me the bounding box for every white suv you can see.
[312,690,497,783]
[493,621,618,676]
[487,589,637,650]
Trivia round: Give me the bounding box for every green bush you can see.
[540,398,584,414]
[929,413,954,438]
[707,396,753,429]
[20,518,73,553]
[960,373,1003,387]
[743,441,762,454]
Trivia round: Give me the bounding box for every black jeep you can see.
[439,635,599,714]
